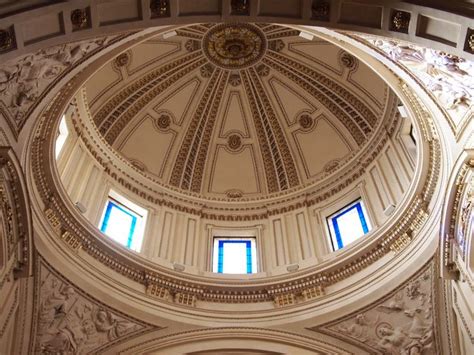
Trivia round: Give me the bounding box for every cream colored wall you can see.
[56,110,416,276]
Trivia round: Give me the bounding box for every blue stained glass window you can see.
[100,200,139,248]
[327,200,371,250]
[213,238,257,274]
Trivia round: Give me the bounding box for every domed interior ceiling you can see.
[85,23,392,199]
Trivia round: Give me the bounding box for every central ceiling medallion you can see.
[203,23,267,69]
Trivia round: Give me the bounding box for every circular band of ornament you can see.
[203,23,267,69]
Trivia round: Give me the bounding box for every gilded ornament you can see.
[0,28,14,52]
[311,0,330,20]
[203,23,267,69]
[231,0,250,15]
[150,0,169,17]
[466,30,474,53]
[391,11,410,33]
[70,8,89,30]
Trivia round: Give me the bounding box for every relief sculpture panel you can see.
[33,259,155,354]
[312,261,438,355]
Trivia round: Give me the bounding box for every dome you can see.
[82,23,395,205]
[1,2,472,353]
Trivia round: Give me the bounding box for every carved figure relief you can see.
[34,260,153,354]
[0,35,120,132]
[312,261,438,354]
[457,177,474,257]
[366,37,474,126]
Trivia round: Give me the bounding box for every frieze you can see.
[32,258,156,354]
[312,260,439,355]
[0,34,125,136]
[359,35,474,132]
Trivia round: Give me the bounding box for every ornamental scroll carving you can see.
[312,261,438,355]
[0,35,122,133]
[33,260,155,354]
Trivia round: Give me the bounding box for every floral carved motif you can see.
[339,52,357,70]
[203,23,267,69]
[227,134,242,151]
[154,113,171,130]
[229,73,241,86]
[150,0,169,18]
[298,113,313,130]
[391,11,410,33]
[311,0,330,21]
[70,8,89,30]
[114,52,130,68]
[0,27,15,52]
[231,0,250,15]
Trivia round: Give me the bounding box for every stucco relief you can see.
[364,37,473,128]
[457,176,474,259]
[0,35,121,133]
[33,260,154,354]
[313,261,438,354]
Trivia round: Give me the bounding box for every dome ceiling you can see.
[85,23,393,199]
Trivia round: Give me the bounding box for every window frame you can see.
[55,114,70,160]
[326,198,371,251]
[212,236,257,274]
[98,190,147,252]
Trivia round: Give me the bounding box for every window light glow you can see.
[99,191,147,252]
[55,115,69,159]
[327,200,371,250]
[212,238,257,274]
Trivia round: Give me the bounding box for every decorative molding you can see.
[202,23,267,69]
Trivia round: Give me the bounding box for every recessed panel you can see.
[339,2,382,29]
[259,0,301,18]
[98,0,141,25]
[417,15,460,47]
[22,13,64,45]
